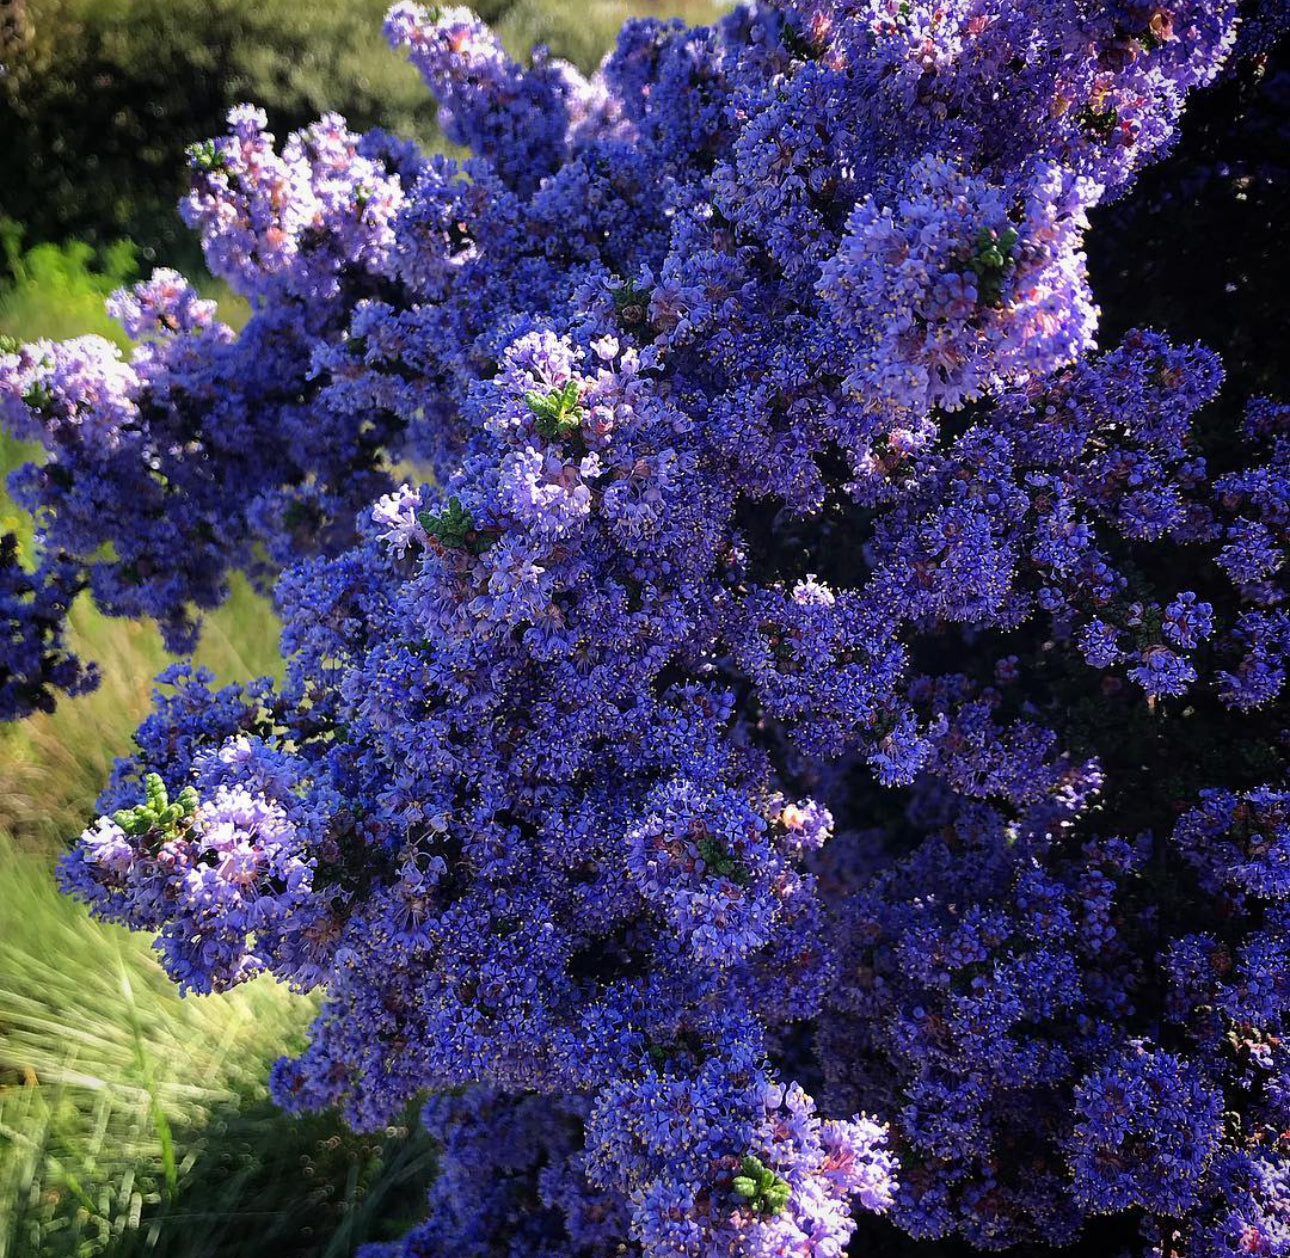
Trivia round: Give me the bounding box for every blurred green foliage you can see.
[0,0,434,271]
[0,224,138,346]
[488,0,720,73]
[0,222,249,350]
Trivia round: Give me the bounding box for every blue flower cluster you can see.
[0,532,94,719]
[21,0,1290,1253]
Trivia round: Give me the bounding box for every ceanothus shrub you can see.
[12,0,1290,1254]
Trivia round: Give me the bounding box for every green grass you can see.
[0,455,435,1256]
[0,836,436,1258]
[0,422,437,1254]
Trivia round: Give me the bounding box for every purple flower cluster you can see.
[818,156,1098,414]
[60,739,337,993]
[0,116,414,693]
[0,532,94,719]
[31,0,1290,1254]
[383,3,619,195]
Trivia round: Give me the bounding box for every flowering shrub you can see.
[7,0,1290,1254]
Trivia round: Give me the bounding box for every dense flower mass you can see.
[8,0,1288,1254]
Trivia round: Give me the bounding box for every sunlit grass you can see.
[0,835,436,1258]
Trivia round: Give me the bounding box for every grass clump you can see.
[0,836,436,1258]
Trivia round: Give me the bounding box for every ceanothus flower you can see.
[819,157,1098,415]
[21,0,1289,1253]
